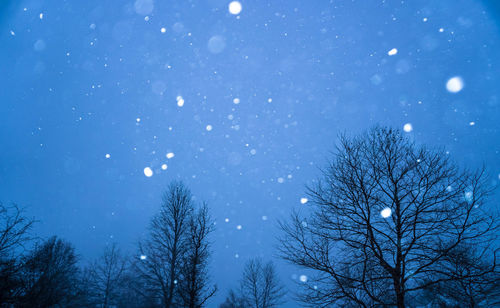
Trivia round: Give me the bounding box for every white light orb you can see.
[140,255,147,260]
[446,76,464,93]
[176,96,185,107]
[206,124,213,131]
[233,98,240,104]
[387,48,398,56]
[144,167,153,177]
[381,207,392,218]
[403,123,413,133]
[228,1,242,15]
[105,154,110,159]
[300,197,308,204]
[161,164,167,170]
[299,275,308,282]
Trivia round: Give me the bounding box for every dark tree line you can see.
[2,126,498,308]
[0,182,219,308]
[278,126,500,307]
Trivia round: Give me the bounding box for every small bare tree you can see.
[87,243,127,307]
[18,236,81,307]
[133,181,194,307]
[237,258,286,308]
[0,203,34,304]
[278,126,499,307]
[0,203,34,257]
[178,203,217,308]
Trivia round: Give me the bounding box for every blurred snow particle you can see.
[228,152,242,166]
[395,59,411,74]
[176,96,185,107]
[140,255,147,260]
[233,98,240,104]
[403,123,413,133]
[446,76,464,93]
[39,13,44,19]
[10,30,15,36]
[299,275,308,283]
[89,23,96,30]
[152,81,166,95]
[134,0,154,15]
[465,191,473,203]
[228,1,242,15]
[143,167,153,177]
[136,118,141,123]
[105,154,110,159]
[207,35,226,54]
[267,98,273,103]
[161,164,168,170]
[423,17,428,22]
[250,149,257,155]
[160,27,166,33]
[387,48,398,56]
[262,215,268,221]
[206,124,213,131]
[166,152,175,159]
[236,225,242,230]
[439,28,444,33]
[300,197,308,204]
[34,39,46,52]
[370,74,383,85]
[225,218,229,223]
[381,207,392,218]
[277,177,284,183]
[469,121,476,126]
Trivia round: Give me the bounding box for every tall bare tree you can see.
[133,181,194,307]
[278,126,499,307]
[0,203,34,304]
[87,243,127,307]
[179,203,217,308]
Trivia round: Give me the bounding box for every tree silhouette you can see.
[221,258,285,308]
[0,203,34,304]
[178,203,217,308]
[17,236,82,307]
[86,243,127,307]
[134,182,193,307]
[278,126,499,307]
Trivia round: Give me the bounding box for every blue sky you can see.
[1,0,499,306]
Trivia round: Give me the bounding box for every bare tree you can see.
[179,203,217,308]
[421,243,500,307]
[237,258,286,308]
[17,236,81,307]
[0,203,34,304]
[133,181,194,307]
[219,289,248,308]
[278,126,499,307]
[87,243,127,307]
[0,203,34,257]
